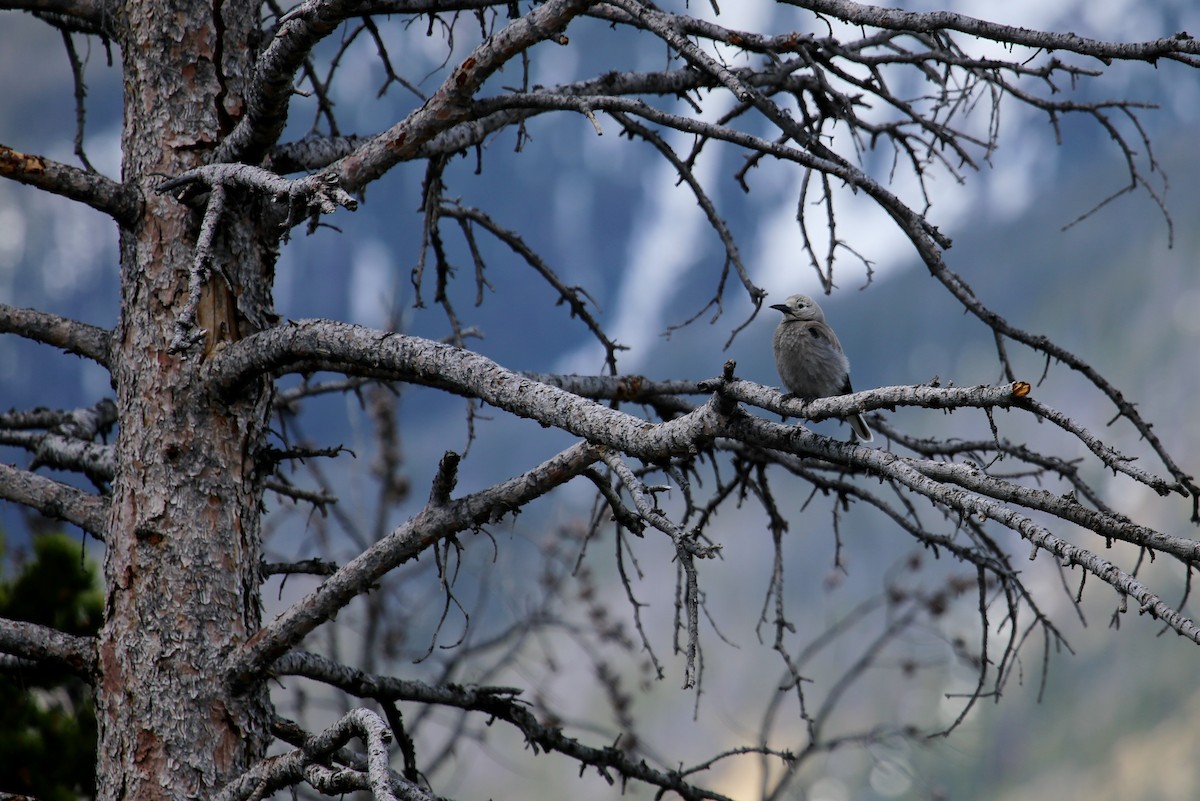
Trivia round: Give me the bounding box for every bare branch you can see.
[155,165,357,240]
[330,0,597,193]
[786,0,1200,66]
[215,0,370,165]
[207,321,728,461]
[0,399,117,439]
[882,212,1200,517]
[435,203,627,371]
[60,30,97,172]
[720,414,1200,642]
[0,144,139,225]
[262,558,339,577]
[599,447,719,690]
[0,0,114,33]
[0,303,113,367]
[0,430,115,484]
[227,442,601,689]
[273,650,738,801]
[0,463,109,539]
[0,617,98,679]
[217,708,412,801]
[168,184,229,352]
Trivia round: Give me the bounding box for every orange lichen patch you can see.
[1012,381,1032,397]
[385,131,408,152]
[454,56,477,87]
[0,145,46,177]
[614,375,646,401]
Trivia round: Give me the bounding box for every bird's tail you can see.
[849,413,873,443]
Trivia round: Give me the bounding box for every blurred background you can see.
[2,1,1200,799]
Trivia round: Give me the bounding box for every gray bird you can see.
[771,293,873,442]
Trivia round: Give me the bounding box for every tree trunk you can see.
[97,2,277,799]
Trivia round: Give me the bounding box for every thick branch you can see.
[0,430,115,482]
[0,145,139,226]
[0,617,98,679]
[211,321,1189,549]
[0,303,113,367]
[207,321,726,460]
[215,0,370,165]
[0,463,109,539]
[0,0,113,32]
[156,165,357,239]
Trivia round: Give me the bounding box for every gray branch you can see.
[329,0,598,193]
[217,708,414,801]
[215,0,372,165]
[272,650,737,801]
[0,144,139,224]
[0,303,113,367]
[207,321,727,461]
[0,463,109,539]
[786,0,1200,65]
[227,441,602,689]
[0,616,98,679]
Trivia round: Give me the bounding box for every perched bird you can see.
[771,293,873,442]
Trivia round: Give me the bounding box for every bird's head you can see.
[770,294,825,323]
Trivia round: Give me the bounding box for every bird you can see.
[771,293,873,442]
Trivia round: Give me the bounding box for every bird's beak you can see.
[769,304,789,313]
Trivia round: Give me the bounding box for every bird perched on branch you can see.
[771,293,873,442]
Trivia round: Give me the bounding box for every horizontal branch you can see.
[908,458,1200,563]
[0,616,98,679]
[211,321,1190,552]
[719,378,1029,419]
[359,0,518,10]
[156,165,357,236]
[273,650,735,801]
[787,0,1200,65]
[870,166,1200,515]
[0,0,113,33]
[207,321,726,460]
[0,398,117,437]
[0,145,140,226]
[0,463,109,539]
[0,303,113,368]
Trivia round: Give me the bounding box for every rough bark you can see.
[95,1,276,799]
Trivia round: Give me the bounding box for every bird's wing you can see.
[807,320,845,354]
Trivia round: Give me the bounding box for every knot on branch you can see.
[429,451,461,505]
[155,165,358,353]
[156,164,358,239]
[697,359,741,417]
